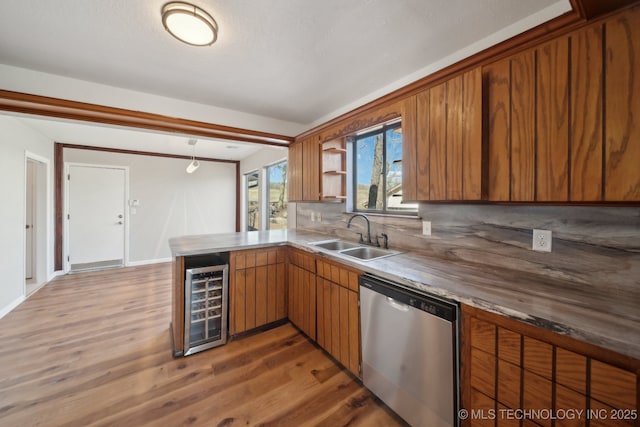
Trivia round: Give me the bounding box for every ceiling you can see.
[0,0,572,158]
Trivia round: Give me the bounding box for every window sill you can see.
[342,211,422,221]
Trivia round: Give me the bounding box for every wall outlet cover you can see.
[532,229,552,252]
[422,221,432,236]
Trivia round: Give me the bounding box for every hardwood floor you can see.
[0,263,405,426]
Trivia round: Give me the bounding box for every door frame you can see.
[24,151,51,295]
[63,162,130,273]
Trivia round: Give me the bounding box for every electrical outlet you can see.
[317,212,322,222]
[422,221,432,236]
[532,229,552,252]
[310,212,315,222]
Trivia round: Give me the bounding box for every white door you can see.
[25,159,36,280]
[67,165,127,271]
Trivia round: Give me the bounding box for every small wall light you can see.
[186,139,200,173]
[162,2,218,46]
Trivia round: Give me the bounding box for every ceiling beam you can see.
[0,89,294,147]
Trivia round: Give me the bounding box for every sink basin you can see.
[339,246,400,261]
[311,240,360,251]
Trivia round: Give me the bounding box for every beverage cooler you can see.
[183,261,229,356]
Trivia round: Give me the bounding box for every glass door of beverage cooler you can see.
[184,264,228,355]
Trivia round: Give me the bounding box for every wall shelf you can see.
[323,147,347,154]
[321,138,347,201]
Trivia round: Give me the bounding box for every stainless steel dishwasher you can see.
[360,274,459,427]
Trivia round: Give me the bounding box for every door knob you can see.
[118,214,123,218]
[117,221,123,225]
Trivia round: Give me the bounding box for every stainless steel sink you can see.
[311,240,360,251]
[339,246,400,261]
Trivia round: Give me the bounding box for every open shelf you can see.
[321,137,347,201]
[323,147,347,154]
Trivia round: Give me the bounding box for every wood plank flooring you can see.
[0,263,405,426]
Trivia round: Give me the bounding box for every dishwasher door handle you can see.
[386,296,409,312]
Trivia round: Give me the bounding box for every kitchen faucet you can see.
[347,213,372,245]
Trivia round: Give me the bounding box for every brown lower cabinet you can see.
[288,248,362,378]
[462,304,639,427]
[315,257,361,378]
[228,247,287,336]
[227,246,363,378]
[288,248,317,340]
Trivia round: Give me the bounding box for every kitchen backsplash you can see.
[295,202,640,287]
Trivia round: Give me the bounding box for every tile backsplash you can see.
[295,202,640,287]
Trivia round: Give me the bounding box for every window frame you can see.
[264,159,288,230]
[244,169,261,231]
[351,121,416,215]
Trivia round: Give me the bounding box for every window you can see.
[245,170,260,231]
[266,160,288,230]
[352,121,417,214]
[244,160,288,231]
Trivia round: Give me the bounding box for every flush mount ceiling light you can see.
[186,139,200,173]
[162,2,218,46]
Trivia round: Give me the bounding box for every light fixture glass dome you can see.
[162,2,218,46]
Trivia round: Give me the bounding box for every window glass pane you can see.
[266,161,288,230]
[385,127,402,210]
[246,171,260,231]
[355,133,384,211]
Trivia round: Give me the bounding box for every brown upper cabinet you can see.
[291,6,640,205]
[288,135,321,202]
[485,7,640,202]
[403,68,483,202]
[288,140,303,201]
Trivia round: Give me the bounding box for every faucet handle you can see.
[380,233,389,249]
[356,232,364,243]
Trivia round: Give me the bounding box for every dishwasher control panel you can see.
[360,274,457,321]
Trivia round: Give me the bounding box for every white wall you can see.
[0,116,54,316]
[64,148,236,263]
[240,146,288,175]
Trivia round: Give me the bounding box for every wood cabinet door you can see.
[570,24,603,202]
[288,142,303,201]
[462,67,483,200]
[302,137,321,201]
[485,51,537,202]
[415,68,483,201]
[485,58,512,202]
[287,251,317,339]
[536,37,570,202]
[314,260,361,378]
[605,8,640,201]
[462,305,639,427]
[289,137,321,202]
[401,95,419,201]
[429,81,448,200]
[230,249,286,336]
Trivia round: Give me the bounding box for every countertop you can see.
[169,229,640,360]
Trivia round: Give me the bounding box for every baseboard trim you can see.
[0,295,26,319]
[48,270,64,282]
[127,257,172,267]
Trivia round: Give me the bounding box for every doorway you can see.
[24,153,49,296]
[64,163,128,272]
